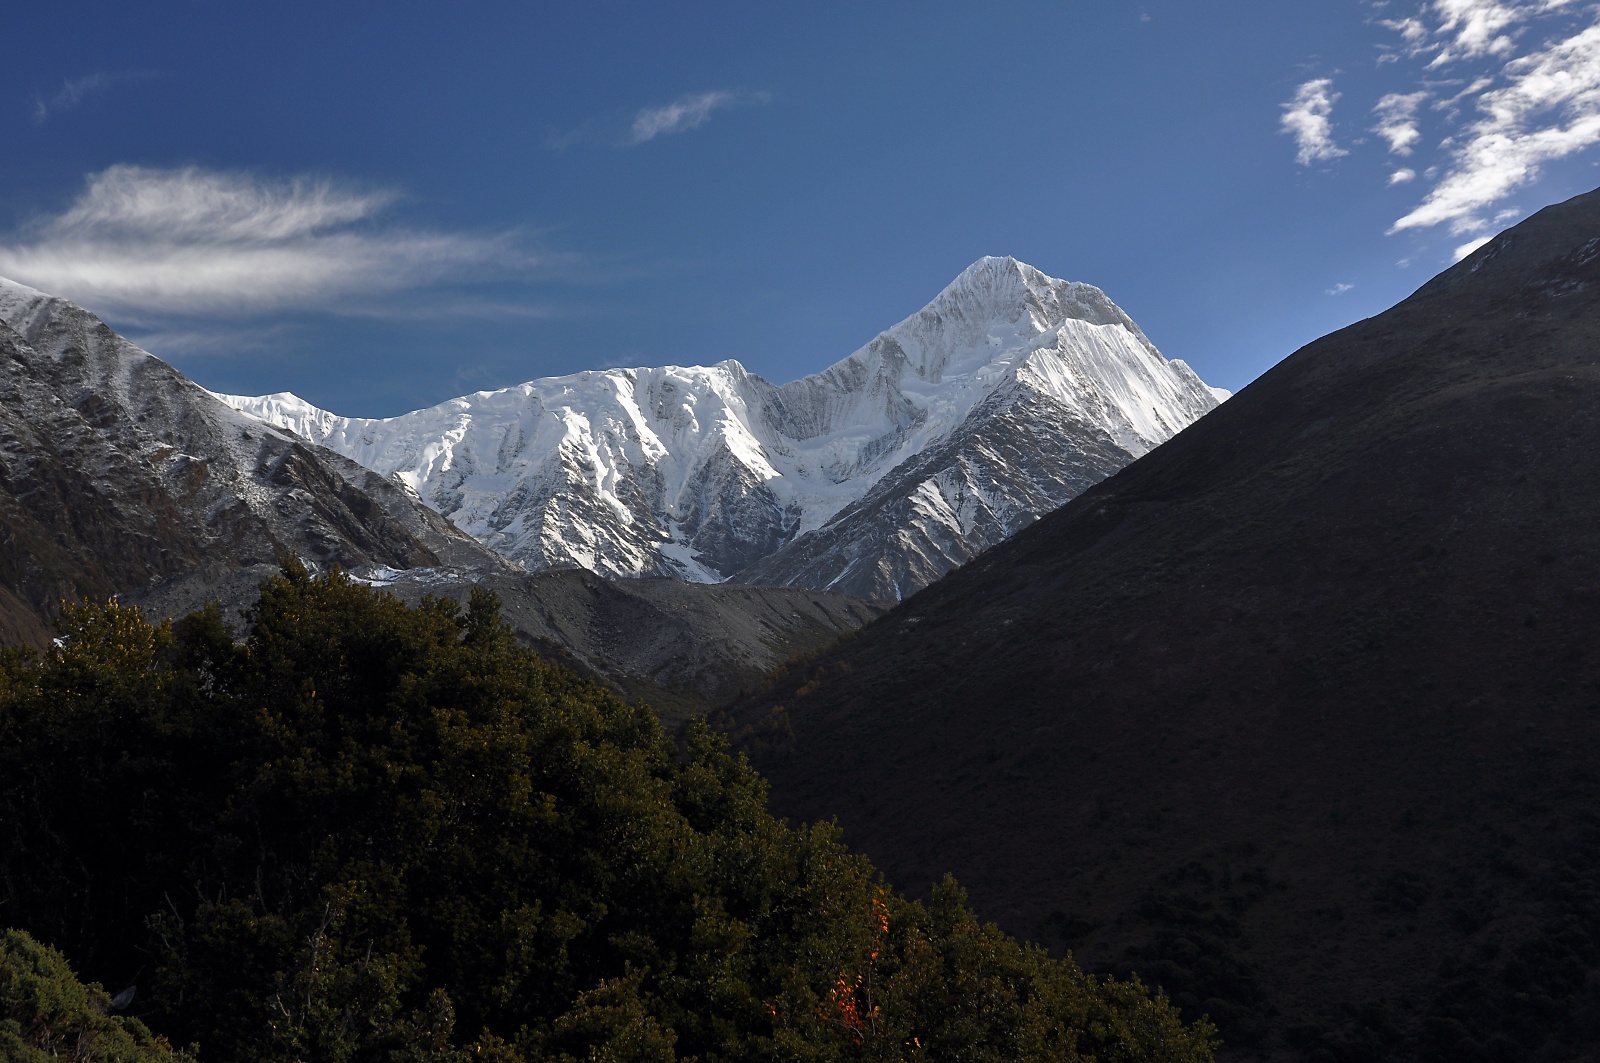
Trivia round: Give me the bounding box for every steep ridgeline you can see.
[220,257,1222,601]
[0,278,875,709]
[723,188,1600,1057]
[0,276,509,644]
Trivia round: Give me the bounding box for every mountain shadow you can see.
[722,188,1600,1060]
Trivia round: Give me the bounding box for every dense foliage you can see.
[0,928,194,1062]
[0,564,1214,1062]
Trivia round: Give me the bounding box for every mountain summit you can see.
[221,257,1222,600]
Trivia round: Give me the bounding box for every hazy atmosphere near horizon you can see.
[4,1,1600,415]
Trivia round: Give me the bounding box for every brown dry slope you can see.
[727,189,1600,1059]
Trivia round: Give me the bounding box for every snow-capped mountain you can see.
[220,257,1223,600]
[0,275,878,699]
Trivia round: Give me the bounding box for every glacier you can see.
[219,256,1223,600]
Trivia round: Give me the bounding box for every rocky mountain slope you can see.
[221,257,1222,601]
[722,190,1600,1059]
[0,279,876,705]
[0,277,505,640]
[409,570,877,713]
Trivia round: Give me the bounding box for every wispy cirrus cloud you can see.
[1374,90,1432,153]
[0,165,532,318]
[1379,15,1433,56]
[32,71,156,124]
[1287,2,1600,247]
[1281,78,1350,165]
[544,89,770,151]
[1427,0,1578,64]
[1391,21,1600,234]
[628,89,769,145]
[1379,1,1578,63]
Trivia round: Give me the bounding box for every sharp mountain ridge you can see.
[0,277,878,707]
[220,256,1223,601]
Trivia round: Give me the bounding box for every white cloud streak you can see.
[1381,16,1433,49]
[0,165,527,316]
[1433,75,1497,116]
[31,71,152,123]
[1378,0,1580,70]
[1427,0,1577,65]
[1391,167,1419,183]
[628,89,767,144]
[1374,90,1432,153]
[1391,22,1600,233]
[1282,78,1350,165]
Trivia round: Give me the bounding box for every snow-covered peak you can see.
[222,258,1222,591]
[842,256,1160,388]
[221,390,349,443]
[938,255,1076,327]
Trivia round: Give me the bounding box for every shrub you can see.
[0,928,193,1062]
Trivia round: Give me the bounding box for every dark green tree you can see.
[0,563,1215,1062]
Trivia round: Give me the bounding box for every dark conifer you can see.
[0,564,1215,1062]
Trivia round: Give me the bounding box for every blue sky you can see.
[3,1,1600,416]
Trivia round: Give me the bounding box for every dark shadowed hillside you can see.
[130,563,878,717]
[725,189,1600,1059]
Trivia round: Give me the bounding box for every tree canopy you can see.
[0,928,194,1062]
[0,563,1215,1062]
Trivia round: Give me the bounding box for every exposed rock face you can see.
[734,386,1138,601]
[221,257,1223,600]
[0,277,504,636]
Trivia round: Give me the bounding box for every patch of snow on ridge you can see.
[218,257,1223,588]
